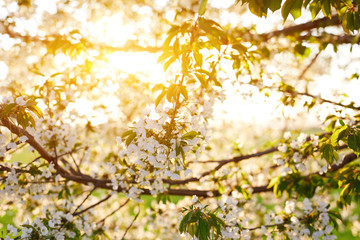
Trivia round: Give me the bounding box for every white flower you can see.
[0,134,6,146]
[312,230,324,240]
[293,152,302,163]
[320,165,328,175]
[316,200,328,212]
[299,228,310,236]
[296,163,306,172]
[311,134,319,146]
[19,135,28,143]
[282,167,292,176]
[49,219,56,228]
[115,136,122,146]
[170,173,180,180]
[325,225,334,234]
[25,126,36,135]
[184,169,192,177]
[7,224,18,236]
[191,195,198,203]
[283,131,291,140]
[285,200,295,214]
[274,216,283,224]
[21,226,32,238]
[40,226,48,235]
[7,142,17,149]
[55,174,61,183]
[297,133,308,143]
[260,225,267,234]
[15,96,26,106]
[178,214,183,223]
[273,157,284,166]
[323,235,337,240]
[303,198,313,214]
[265,214,272,225]
[278,143,287,153]
[290,140,300,149]
[320,212,330,225]
[41,169,52,178]
[2,96,14,104]
[290,216,300,225]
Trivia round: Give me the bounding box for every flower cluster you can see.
[180,195,337,240]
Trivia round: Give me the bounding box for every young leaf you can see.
[282,0,303,21]
[198,0,208,16]
[267,0,282,12]
[347,132,360,154]
[331,125,349,147]
[321,0,331,17]
[180,86,188,100]
[125,132,136,146]
[155,90,167,107]
[182,131,198,140]
[179,211,193,233]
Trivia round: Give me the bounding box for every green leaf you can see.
[321,0,331,17]
[157,51,172,63]
[347,11,354,32]
[152,83,165,93]
[218,184,225,194]
[321,143,337,164]
[267,0,282,12]
[198,0,208,16]
[331,125,349,147]
[176,144,181,156]
[182,131,198,140]
[50,72,62,78]
[193,42,203,67]
[27,105,43,118]
[163,27,179,51]
[163,56,177,72]
[180,86,188,100]
[155,90,167,107]
[212,78,222,87]
[122,130,134,138]
[30,69,45,76]
[0,103,17,117]
[173,37,180,56]
[194,73,207,88]
[198,218,209,240]
[198,18,227,44]
[125,132,136,146]
[248,0,266,17]
[180,211,193,233]
[268,176,281,188]
[309,1,321,20]
[303,0,311,8]
[281,0,303,21]
[166,84,177,102]
[348,133,360,154]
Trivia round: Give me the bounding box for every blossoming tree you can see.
[1,0,360,239]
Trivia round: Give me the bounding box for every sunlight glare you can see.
[106,51,166,84]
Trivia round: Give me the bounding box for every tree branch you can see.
[259,15,340,40]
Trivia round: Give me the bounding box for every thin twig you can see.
[72,186,97,215]
[282,89,360,110]
[73,193,112,217]
[97,199,130,225]
[121,208,140,240]
[298,51,321,80]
